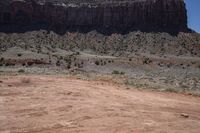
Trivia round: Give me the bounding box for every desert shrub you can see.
[112,70,120,74]
[129,58,132,61]
[10,63,15,66]
[120,72,125,75]
[165,88,178,93]
[78,63,83,68]
[167,63,172,68]
[143,57,152,64]
[64,57,72,64]
[161,48,164,52]
[0,58,4,66]
[21,78,31,84]
[150,51,156,54]
[17,53,22,57]
[95,60,100,65]
[0,57,4,62]
[27,62,34,66]
[5,63,10,66]
[112,70,125,75]
[56,60,60,66]
[18,69,25,73]
[67,64,71,69]
[59,56,63,60]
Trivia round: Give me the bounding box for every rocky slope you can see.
[0,31,200,57]
[0,0,188,33]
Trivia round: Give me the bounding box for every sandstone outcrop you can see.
[0,0,188,33]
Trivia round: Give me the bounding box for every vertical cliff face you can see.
[0,0,188,33]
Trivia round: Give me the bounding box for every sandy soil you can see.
[0,75,200,133]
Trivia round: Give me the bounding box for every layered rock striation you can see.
[0,0,188,33]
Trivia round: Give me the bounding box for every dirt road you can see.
[0,75,200,133]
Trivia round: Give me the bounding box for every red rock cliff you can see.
[0,0,188,33]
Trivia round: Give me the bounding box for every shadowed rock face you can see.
[0,0,188,33]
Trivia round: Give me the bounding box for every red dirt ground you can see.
[0,75,200,133]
